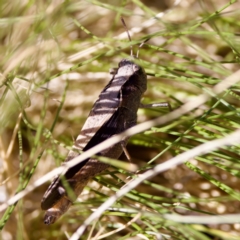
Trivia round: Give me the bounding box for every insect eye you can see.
[133,64,140,72]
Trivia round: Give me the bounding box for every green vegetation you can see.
[1,0,240,239]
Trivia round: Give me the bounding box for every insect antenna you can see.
[136,38,149,59]
[121,17,134,58]
[121,17,149,59]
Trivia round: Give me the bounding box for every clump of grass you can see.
[1,0,240,239]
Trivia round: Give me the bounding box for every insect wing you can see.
[41,67,132,210]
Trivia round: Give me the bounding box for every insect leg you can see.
[109,68,118,75]
[121,141,131,161]
[140,102,172,111]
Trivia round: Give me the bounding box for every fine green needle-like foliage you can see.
[0,0,240,239]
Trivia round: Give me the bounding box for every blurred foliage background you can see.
[1,0,240,239]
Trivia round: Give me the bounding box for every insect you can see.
[41,19,169,225]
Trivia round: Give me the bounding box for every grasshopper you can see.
[41,19,169,225]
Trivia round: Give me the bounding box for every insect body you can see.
[41,59,147,224]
